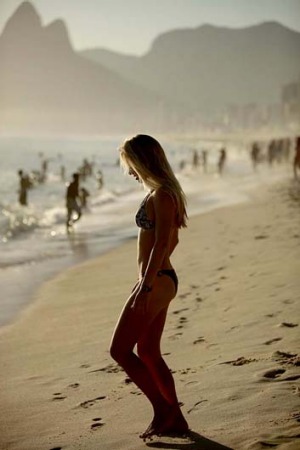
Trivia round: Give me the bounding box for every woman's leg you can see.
[137,307,179,406]
[137,306,189,437]
[110,289,169,413]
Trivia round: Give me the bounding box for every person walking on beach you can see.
[110,134,189,439]
[66,172,82,229]
[293,136,300,180]
[79,186,90,209]
[217,147,226,174]
[17,169,30,206]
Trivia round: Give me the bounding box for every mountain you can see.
[81,22,300,117]
[1,2,299,136]
[0,2,175,135]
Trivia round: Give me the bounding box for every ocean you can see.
[0,134,292,327]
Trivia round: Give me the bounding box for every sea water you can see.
[0,135,292,327]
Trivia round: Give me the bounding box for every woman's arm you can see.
[140,189,176,290]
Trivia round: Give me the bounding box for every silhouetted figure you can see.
[41,158,48,182]
[110,134,189,439]
[217,148,226,174]
[18,170,30,206]
[201,150,208,173]
[60,165,66,182]
[283,138,291,162]
[96,169,104,189]
[267,140,276,166]
[66,173,82,229]
[80,187,90,208]
[192,149,199,168]
[179,159,186,171]
[293,137,300,180]
[251,142,261,170]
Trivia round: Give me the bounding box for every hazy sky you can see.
[1,0,300,54]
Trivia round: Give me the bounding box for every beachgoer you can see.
[201,150,208,173]
[96,169,104,189]
[17,169,30,206]
[60,165,66,182]
[217,147,226,174]
[80,187,90,208]
[110,134,189,439]
[251,142,260,170]
[192,149,199,168]
[293,136,300,179]
[66,173,82,228]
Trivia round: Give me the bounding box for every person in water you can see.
[66,172,82,229]
[110,134,189,439]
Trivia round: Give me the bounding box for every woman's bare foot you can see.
[140,404,189,439]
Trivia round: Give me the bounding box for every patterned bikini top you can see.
[135,192,155,230]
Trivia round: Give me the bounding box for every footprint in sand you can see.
[272,351,299,366]
[49,447,62,450]
[178,367,196,375]
[193,337,205,345]
[187,400,208,414]
[179,316,188,324]
[220,356,257,366]
[176,316,188,330]
[280,322,298,328]
[68,383,80,388]
[261,368,286,379]
[79,395,106,409]
[264,337,282,345]
[282,299,294,305]
[90,417,104,430]
[52,393,66,401]
[290,412,300,422]
[169,332,183,340]
[172,308,189,315]
[178,293,189,300]
[89,363,123,374]
[254,432,300,448]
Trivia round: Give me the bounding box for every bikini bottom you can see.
[157,269,178,294]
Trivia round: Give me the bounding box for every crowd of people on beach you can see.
[17,153,104,229]
[180,135,300,177]
[17,135,300,230]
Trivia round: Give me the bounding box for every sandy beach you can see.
[0,178,299,450]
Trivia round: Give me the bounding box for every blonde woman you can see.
[110,134,189,439]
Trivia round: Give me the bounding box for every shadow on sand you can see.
[145,430,234,450]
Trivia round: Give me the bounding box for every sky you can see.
[1,0,300,55]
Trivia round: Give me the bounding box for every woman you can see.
[110,134,189,439]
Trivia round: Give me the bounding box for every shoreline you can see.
[0,163,293,330]
[0,178,299,450]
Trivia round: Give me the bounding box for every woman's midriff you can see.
[137,227,178,278]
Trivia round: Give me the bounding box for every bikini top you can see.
[135,192,155,230]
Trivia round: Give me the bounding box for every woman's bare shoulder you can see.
[152,188,176,214]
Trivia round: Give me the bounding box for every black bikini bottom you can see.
[157,269,178,294]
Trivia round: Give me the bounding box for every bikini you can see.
[136,193,178,293]
[135,192,154,230]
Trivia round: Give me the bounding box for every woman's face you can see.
[129,167,141,182]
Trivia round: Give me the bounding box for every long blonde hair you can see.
[119,134,187,228]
